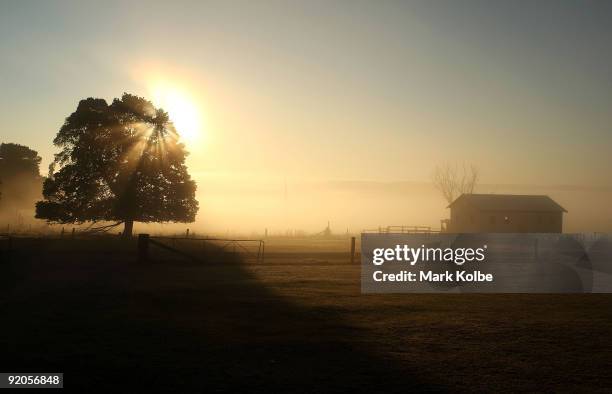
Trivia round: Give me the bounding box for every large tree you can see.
[36,93,198,237]
[0,143,43,211]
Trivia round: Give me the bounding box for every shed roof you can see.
[448,194,567,213]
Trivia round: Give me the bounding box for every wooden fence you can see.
[362,225,439,234]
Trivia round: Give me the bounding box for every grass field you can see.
[1,236,611,392]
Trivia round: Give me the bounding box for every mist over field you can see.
[191,177,612,235]
[3,174,610,236]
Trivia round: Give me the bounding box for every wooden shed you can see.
[445,194,567,233]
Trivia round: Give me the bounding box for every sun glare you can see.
[151,84,202,145]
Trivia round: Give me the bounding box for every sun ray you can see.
[150,83,202,146]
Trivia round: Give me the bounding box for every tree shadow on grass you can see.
[0,238,443,392]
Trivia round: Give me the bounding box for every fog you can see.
[175,177,612,235]
[2,174,610,236]
[0,167,42,233]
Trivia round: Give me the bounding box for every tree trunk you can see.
[123,219,134,238]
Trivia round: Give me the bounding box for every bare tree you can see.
[432,162,479,204]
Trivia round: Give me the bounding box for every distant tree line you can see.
[0,142,43,214]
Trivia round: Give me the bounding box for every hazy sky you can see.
[1,0,611,188]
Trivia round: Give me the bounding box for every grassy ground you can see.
[1,237,611,392]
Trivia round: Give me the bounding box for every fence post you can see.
[350,236,356,264]
[5,236,12,263]
[138,233,150,262]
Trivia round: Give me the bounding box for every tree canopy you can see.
[36,93,198,236]
[0,143,42,211]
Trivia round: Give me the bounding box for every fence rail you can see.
[140,234,265,263]
[362,225,440,234]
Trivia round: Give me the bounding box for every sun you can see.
[151,84,202,145]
